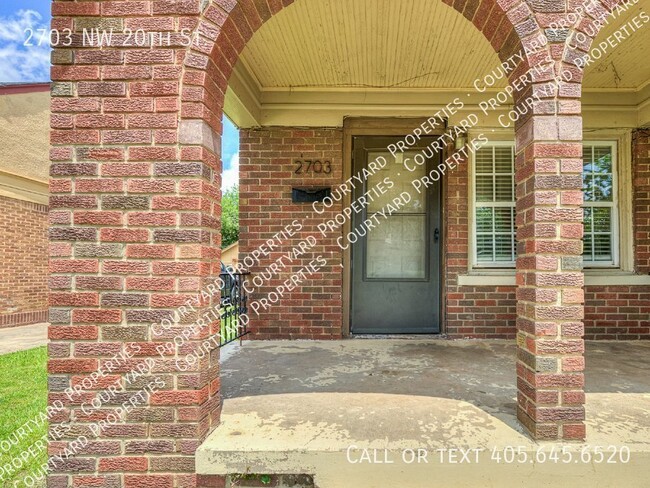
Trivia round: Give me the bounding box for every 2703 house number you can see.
[294,160,332,175]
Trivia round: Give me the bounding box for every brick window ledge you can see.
[458,271,650,287]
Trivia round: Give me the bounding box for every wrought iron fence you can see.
[218,270,250,347]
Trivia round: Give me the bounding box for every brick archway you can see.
[49,0,588,486]
[183,0,540,129]
[560,0,632,79]
[182,0,587,441]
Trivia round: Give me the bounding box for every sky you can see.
[0,1,239,189]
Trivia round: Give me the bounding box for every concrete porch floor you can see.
[197,340,650,487]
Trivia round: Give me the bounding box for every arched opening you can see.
[221,0,522,342]
[179,0,582,447]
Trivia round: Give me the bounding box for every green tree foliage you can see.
[222,185,239,248]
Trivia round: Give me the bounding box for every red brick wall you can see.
[237,131,520,339]
[239,129,650,340]
[0,196,49,328]
[443,150,518,338]
[239,127,343,339]
[584,286,650,339]
[446,287,517,338]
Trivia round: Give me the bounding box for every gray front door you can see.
[351,136,441,334]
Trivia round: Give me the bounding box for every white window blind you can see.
[582,143,618,267]
[474,144,516,267]
[472,141,620,269]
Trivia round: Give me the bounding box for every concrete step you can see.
[196,392,650,487]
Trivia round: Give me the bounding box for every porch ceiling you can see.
[225,0,650,127]
[236,0,650,91]
[238,0,500,90]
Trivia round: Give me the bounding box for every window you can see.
[471,141,619,269]
[473,143,516,267]
[582,142,618,267]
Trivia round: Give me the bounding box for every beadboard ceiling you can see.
[236,0,650,91]
[582,1,650,90]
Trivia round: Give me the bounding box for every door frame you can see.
[341,117,449,336]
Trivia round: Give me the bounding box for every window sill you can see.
[583,272,650,286]
[458,273,515,286]
[458,271,650,287]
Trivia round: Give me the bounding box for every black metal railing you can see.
[218,271,250,347]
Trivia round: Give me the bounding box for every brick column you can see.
[48,1,222,486]
[514,104,586,440]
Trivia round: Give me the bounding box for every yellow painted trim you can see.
[222,241,239,253]
[224,64,262,128]
[228,87,648,128]
[227,62,650,128]
[0,171,48,205]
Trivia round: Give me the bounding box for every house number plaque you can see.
[294,160,332,175]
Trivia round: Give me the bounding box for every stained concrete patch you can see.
[586,394,650,445]
[220,339,650,398]
[211,393,519,451]
[220,341,516,393]
[201,340,650,487]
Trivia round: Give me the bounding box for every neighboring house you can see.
[221,241,239,267]
[44,0,650,487]
[0,83,50,328]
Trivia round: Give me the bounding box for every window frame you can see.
[469,138,623,271]
[581,140,619,269]
[470,140,517,269]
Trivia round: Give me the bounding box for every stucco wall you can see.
[0,90,50,183]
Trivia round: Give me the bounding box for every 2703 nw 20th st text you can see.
[23,28,201,48]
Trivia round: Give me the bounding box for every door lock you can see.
[434,228,440,242]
